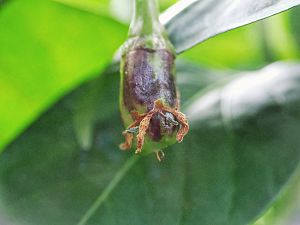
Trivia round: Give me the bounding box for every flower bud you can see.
[118,0,189,159]
[119,37,189,157]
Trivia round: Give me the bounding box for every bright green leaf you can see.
[0,0,127,151]
[179,24,265,69]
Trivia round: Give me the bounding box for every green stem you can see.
[76,156,138,225]
[129,0,164,37]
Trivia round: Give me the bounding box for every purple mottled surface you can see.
[121,47,178,141]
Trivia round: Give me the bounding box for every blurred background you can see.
[0,0,300,224]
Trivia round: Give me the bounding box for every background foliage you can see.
[1,0,300,225]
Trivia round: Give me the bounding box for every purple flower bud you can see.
[119,37,189,156]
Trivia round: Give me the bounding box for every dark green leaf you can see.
[161,0,300,53]
[183,62,300,224]
[0,62,300,225]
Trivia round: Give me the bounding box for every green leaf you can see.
[0,0,127,151]
[1,61,300,225]
[290,6,300,48]
[183,62,300,225]
[252,173,300,225]
[161,0,300,53]
[178,23,266,69]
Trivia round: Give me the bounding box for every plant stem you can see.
[129,0,164,37]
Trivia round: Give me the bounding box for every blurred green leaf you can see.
[53,0,111,17]
[55,0,176,23]
[1,61,300,225]
[183,62,300,225]
[178,23,265,69]
[290,5,300,48]
[252,171,300,225]
[261,12,299,61]
[54,0,299,70]
[179,10,300,70]
[0,0,127,151]
[160,0,300,53]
